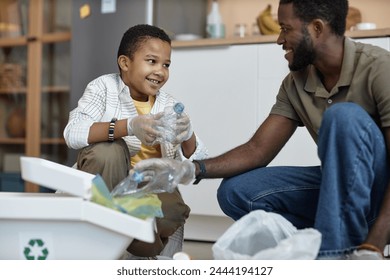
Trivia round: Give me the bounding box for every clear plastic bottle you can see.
[206,0,225,38]
[111,171,145,197]
[111,168,176,197]
[158,102,185,143]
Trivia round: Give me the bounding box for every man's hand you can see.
[131,158,195,192]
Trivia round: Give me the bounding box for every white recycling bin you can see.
[0,157,155,260]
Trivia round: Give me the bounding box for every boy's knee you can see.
[76,139,130,188]
[78,139,129,170]
[157,190,190,237]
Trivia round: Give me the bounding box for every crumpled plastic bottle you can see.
[108,171,165,219]
[157,102,185,144]
[111,169,176,198]
[111,171,145,197]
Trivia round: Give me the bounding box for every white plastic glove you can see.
[173,113,193,144]
[127,113,163,146]
[131,158,195,192]
[156,112,193,145]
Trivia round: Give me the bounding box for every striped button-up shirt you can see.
[64,73,208,161]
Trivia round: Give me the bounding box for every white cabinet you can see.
[354,37,390,50]
[164,44,259,213]
[163,44,259,240]
[257,44,320,167]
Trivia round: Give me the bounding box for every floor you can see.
[182,240,215,260]
[182,241,390,260]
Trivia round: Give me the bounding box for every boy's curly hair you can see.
[117,24,171,60]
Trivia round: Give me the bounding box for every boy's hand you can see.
[172,113,193,144]
[127,114,163,146]
[132,158,195,192]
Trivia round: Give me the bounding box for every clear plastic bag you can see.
[212,210,322,260]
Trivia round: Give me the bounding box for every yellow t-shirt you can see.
[130,96,161,167]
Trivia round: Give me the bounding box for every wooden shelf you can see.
[0,87,27,94]
[42,86,70,93]
[0,36,28,47]
[0,0,71,193]
[41,138,66,144]
[0,137,25,144]
[208,0,390,39]
[0,86,69,95]
[41,31,71,43]
[172,28,390,49]
[0,137,66,145]
[0,31,71,47]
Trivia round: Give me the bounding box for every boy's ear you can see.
[118,55,130,71]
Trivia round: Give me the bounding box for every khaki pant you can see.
[77,139,190,257]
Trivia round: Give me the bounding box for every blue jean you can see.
[217,103,389,259]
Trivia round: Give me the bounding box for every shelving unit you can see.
[0,0,71,192]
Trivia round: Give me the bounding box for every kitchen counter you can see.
[172,28,390,48]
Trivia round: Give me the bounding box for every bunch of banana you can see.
[256,4,280,35]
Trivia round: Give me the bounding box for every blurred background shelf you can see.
[0,0,71,192]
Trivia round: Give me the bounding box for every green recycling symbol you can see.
[23,239,49,260]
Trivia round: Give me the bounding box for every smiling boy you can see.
[64,24,208,259]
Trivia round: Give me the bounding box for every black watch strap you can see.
[193,160,206,185]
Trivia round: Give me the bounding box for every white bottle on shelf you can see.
[206,0,225,38]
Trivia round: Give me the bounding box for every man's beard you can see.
[289,28,316,71]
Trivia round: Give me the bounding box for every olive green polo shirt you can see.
[270,37,390,143]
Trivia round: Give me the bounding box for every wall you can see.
[154,0,207,38]
[208,0,390,38]
[68,0,147,165]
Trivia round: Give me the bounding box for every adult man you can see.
[134,0,390,259]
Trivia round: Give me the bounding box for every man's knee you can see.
[217,177,245,220]
[322,102,366,127]
[217,178,234,209]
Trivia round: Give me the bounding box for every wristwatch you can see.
[108,117,117,142]
[193,160,206,185]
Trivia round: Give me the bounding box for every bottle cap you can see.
[173,102,185,114]
[131,171,144,183]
